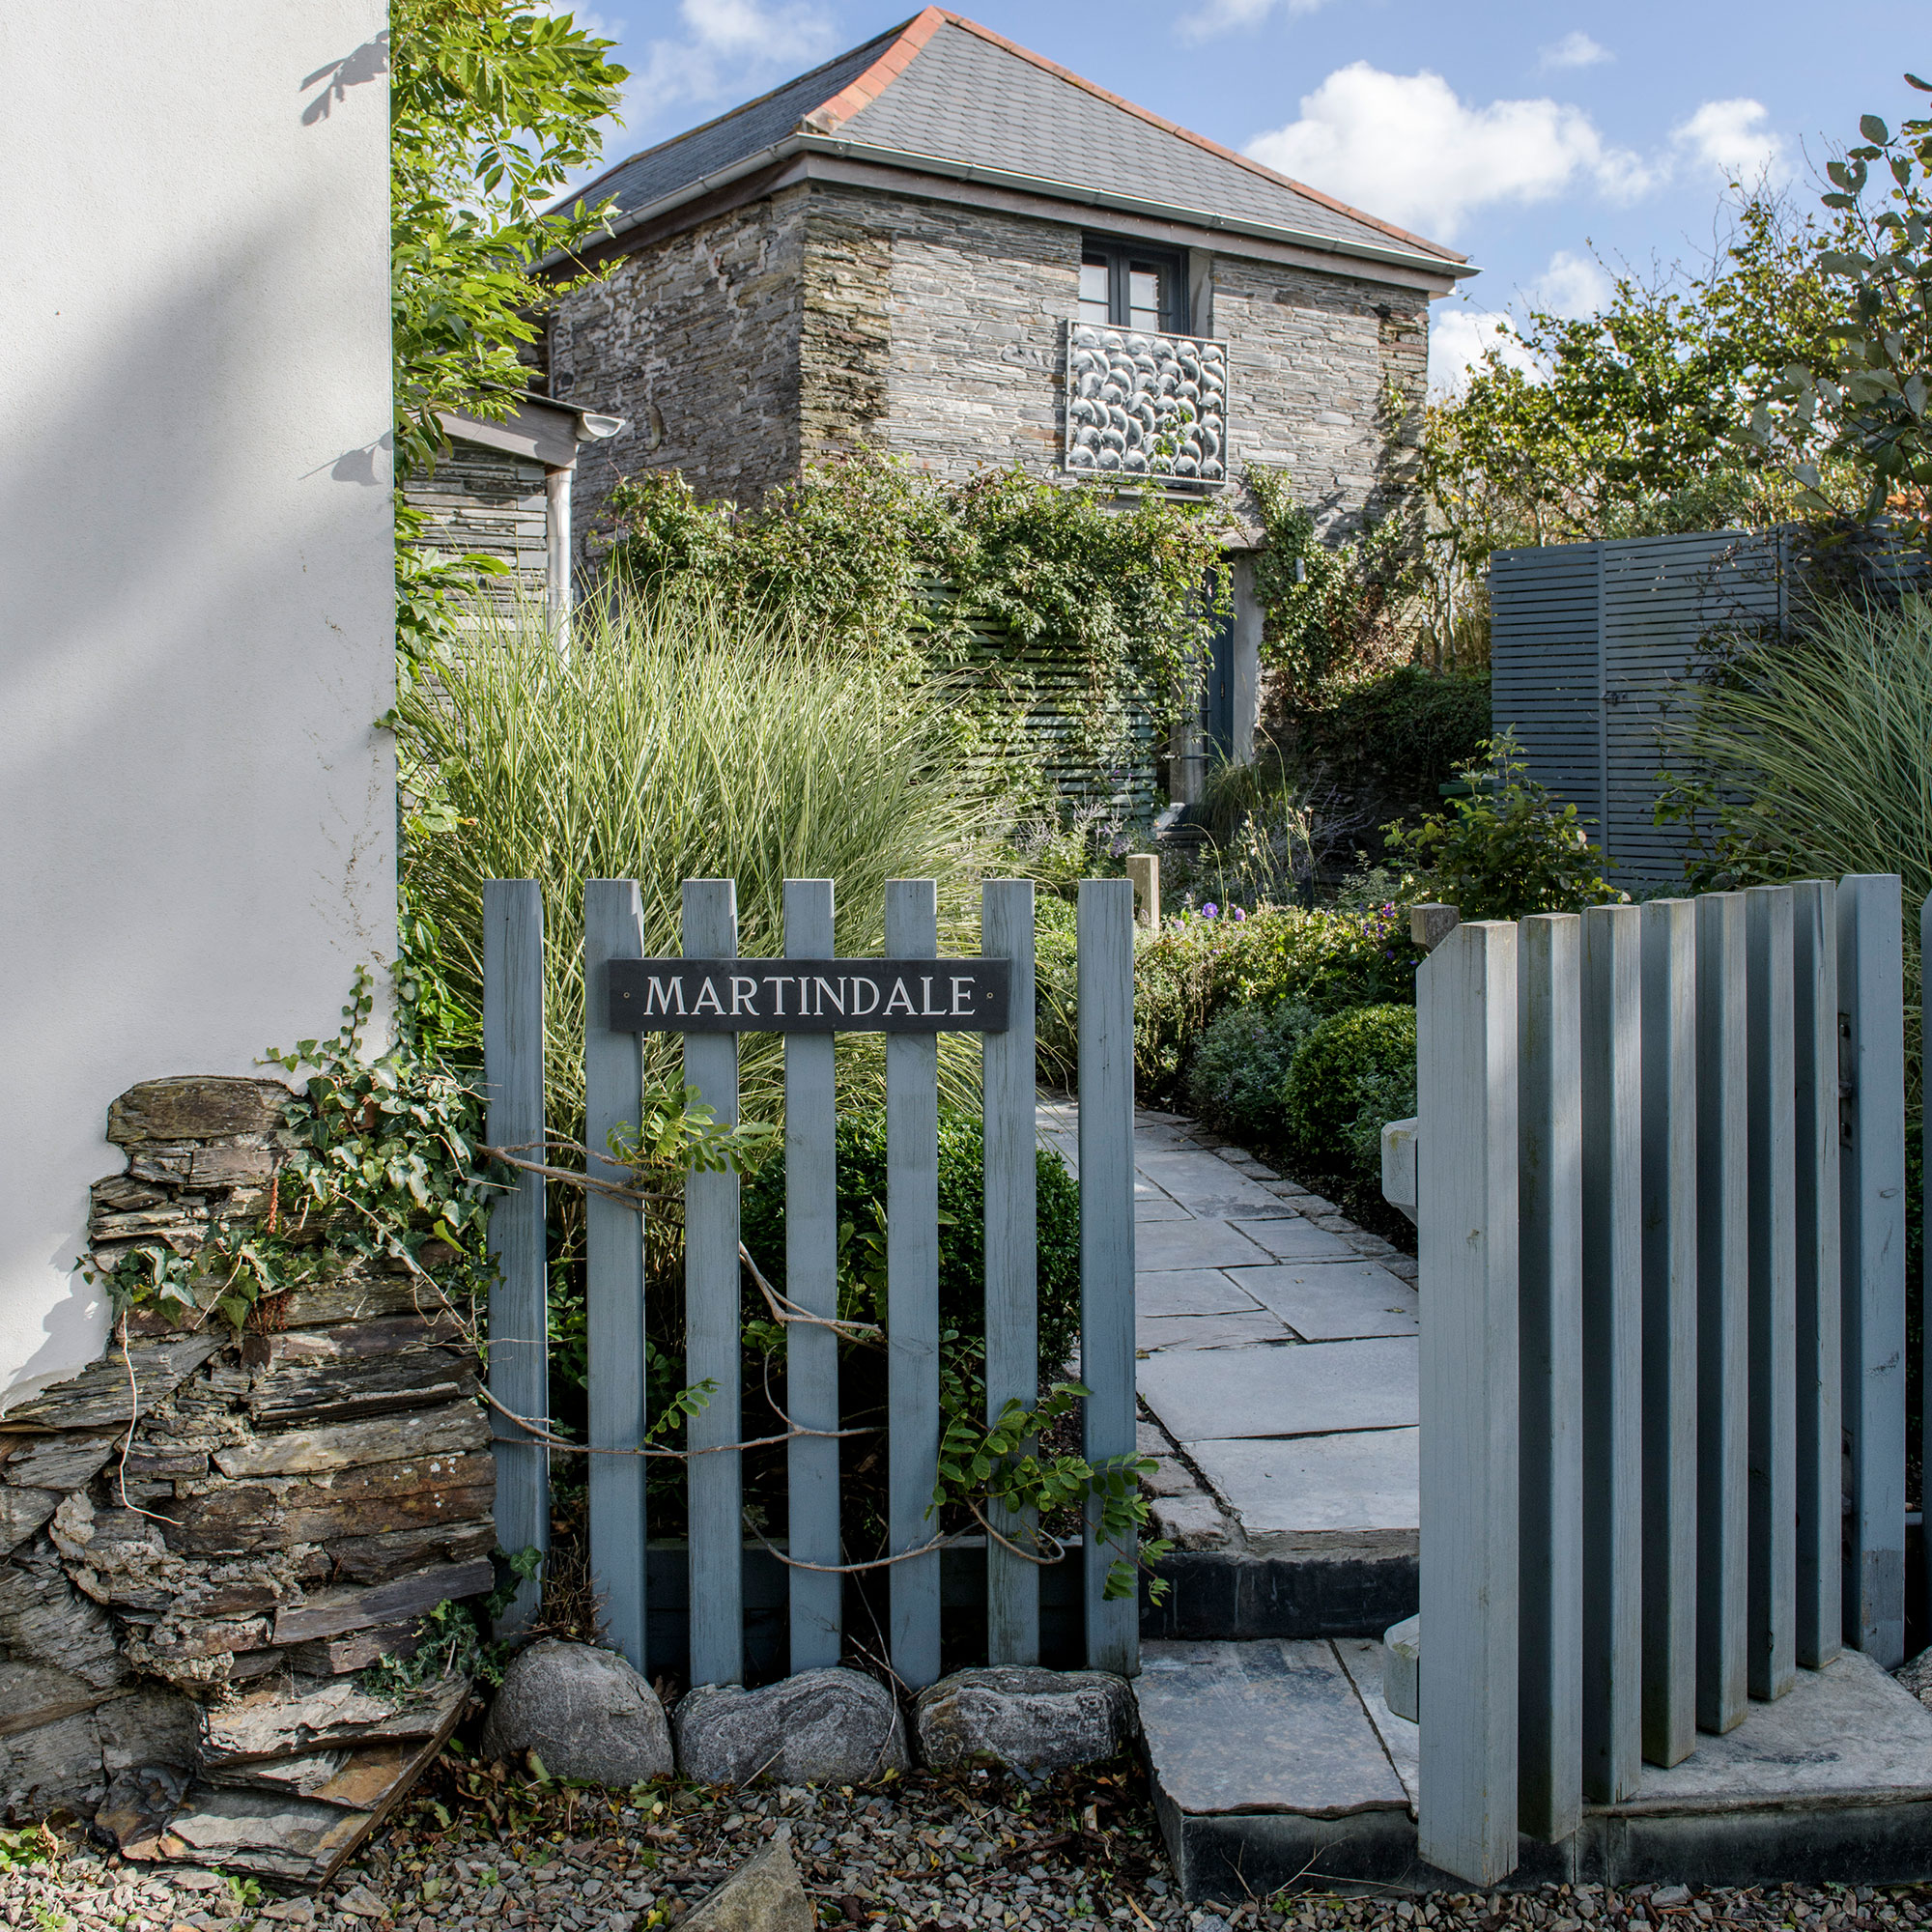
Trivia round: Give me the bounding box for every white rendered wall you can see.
[0,2,396,1407]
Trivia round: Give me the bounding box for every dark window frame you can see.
[1078,237,1188,334]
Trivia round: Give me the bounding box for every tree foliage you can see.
[1422,194,1842,590]
[1757,78,1932,530]
[388,0,627,482]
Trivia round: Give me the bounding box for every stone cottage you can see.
[540,6,1472,783]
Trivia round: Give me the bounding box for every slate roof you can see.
[571,9,1466,276]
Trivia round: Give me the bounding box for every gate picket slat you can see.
[583,880,648,1671]
[983,879,1040,1664]
[785,880,841,1672]
[484,880,549,1635]
[1695,892,1749,1732]
[887,880,944,1690]
[1580,904,1642,1802]
[1746,886,1798,1699]
[684,880,744,1687]
[1418,921,1520,1887]
[1078,879,1138,1675]
[1639,899,1698,1764]
[1517,914,1582,1843]
[1793,880,1843,1668]
[1840,874,1906,1667]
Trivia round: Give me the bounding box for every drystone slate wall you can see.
[549,187,810,540]
[0,1078,495,1883]
[404,441,550,609]
[548,177,1429,556]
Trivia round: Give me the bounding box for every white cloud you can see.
[1535,248,1612,319]
[1245,64,1658,242]
[1429,309,1537,396]
[1178,0,1328,42]
[1671,98,1789,186]
[1539,31,1611,71]
[1428,251,1611,396]
[624,0,836,127]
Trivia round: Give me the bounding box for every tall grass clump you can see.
[395,591,995,1138]
[1665,592,1932,911]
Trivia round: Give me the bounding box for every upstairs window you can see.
[1078,241,1186,334]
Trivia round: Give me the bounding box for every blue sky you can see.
[561,0,1927,390]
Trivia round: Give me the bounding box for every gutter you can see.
[542,131,1476,283]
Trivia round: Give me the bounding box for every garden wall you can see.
[0,1079,493,1884]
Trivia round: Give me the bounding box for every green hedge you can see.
[1281,666,1492,827]
[1038,899,1421,1106]
[741,1108,1083,1383]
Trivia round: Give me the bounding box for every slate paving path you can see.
[1037,1101,1419,1564]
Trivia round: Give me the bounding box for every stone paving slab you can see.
[1039,1097,1421,1585]
[1188,1429,1421,1544]
[1232,1261,1419,1340]
[1136,1269,1265,1319]
[1228,1217,1362,1262]
[1134,1218,1280,1272]
[1137,1310,1293,1353]
[1141,1337,1419,1444]
[1136,1639,1409,1818]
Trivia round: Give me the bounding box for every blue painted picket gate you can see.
[1395,876,1911,1885]
[483,875,1138,1689]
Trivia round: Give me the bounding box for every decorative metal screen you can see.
[1063,322,1229,486]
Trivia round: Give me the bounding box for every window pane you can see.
[1128,263,1164,331]
[1080,256,1111,324]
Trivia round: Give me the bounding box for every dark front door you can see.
[1200,602,1235,759]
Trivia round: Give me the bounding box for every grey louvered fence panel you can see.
[1492,531,1787,883]
[1602,533,1783,879]
[1489,547,1604,830]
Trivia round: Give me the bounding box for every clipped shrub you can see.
[740,1108,1083,1383]
[1282,1005,1418,1180]
[1183,998,1321,1140]
[1038,900,1420,1104]
[1384,730,1621,921]
[1282,665,1492,826]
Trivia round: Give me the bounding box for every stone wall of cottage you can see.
[548,187,811,553]
[548,178,1431,560]
[404,441,550,610]
[0,1079,494,1885]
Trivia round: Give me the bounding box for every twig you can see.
[477,1383,872,1459]
[113,1314,175,1525]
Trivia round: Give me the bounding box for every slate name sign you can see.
[608,958,1010,1034]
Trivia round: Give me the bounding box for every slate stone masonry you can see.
[548,178,1431,562]
[0,1077,495,1882]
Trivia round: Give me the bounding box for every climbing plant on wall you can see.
[602,455,1235,778]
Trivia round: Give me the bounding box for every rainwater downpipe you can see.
[546,463,573,656]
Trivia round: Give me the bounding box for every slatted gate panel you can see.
[489,875,1137,1689]
[1409,874,1905,1886]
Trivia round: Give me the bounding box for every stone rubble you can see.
[6,1759,1932,1932]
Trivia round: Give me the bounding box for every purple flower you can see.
[1201,902,1219,919]
[1231,905,1247,922]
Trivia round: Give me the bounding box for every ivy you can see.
[602,455,1233,768]
[1244,465,1419,698]
[92,916,500,1334]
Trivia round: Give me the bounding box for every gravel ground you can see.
[8,1758,1932,1932]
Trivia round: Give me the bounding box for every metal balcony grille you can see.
[1063,322,1229,487]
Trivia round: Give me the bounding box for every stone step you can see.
[1135,1638,1932,1899]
